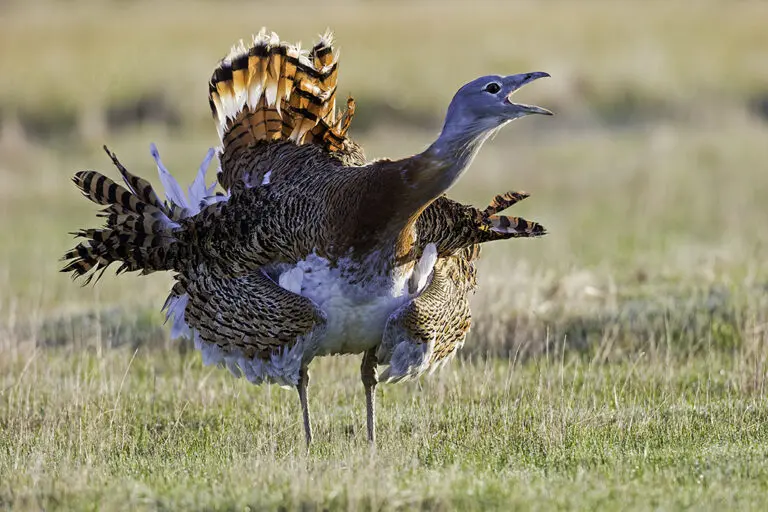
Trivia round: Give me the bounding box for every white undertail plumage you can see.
[151,143,218,217]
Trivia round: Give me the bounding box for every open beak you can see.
[505,71,553,116]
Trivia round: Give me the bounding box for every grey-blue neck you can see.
[391,71,551,226]
[417,111,506,198]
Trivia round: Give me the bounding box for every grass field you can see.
[2,348,768,510]
[2,0,768,509]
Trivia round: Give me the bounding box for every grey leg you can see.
[361,348,379,444]
[297,366,312,447]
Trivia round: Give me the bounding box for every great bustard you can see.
[62,29,550,446]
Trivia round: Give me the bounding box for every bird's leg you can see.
[360,348,379,445]
[297,366,312,447]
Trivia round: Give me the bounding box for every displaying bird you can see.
[61,29,551,445]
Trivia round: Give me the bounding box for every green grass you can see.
[2,347,767,511]
[2,0,768,509]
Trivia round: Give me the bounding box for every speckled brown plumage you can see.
[378,191,544,382]
[379,250,475,382]
[61,28,552,445]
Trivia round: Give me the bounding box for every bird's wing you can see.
[377,251,477,383]
[378,191,547,381]
[165,269,326,385]
[415,192,547,258]
[208,29,365,193]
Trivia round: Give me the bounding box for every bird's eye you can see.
[483,82,501,94]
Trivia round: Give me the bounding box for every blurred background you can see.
[2,0,768,356]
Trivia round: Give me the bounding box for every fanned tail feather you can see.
[61,145,218,284]
[210,28,357,190]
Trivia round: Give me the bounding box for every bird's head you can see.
[442,72,552,136]
[420,71,553,196]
